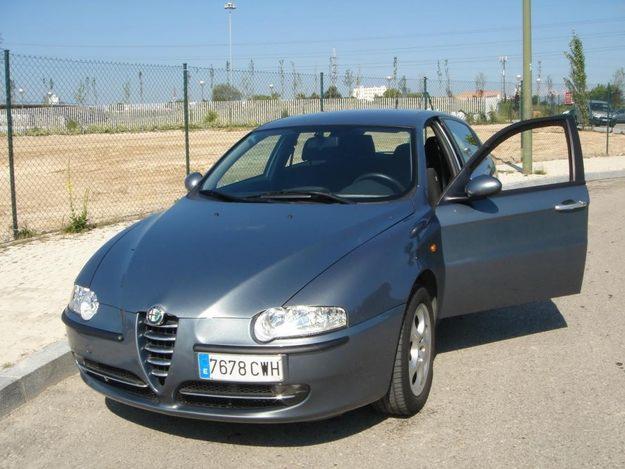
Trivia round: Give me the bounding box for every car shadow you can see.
[436,299,567,353]
[105,398,386,446]
[105,299,566,444]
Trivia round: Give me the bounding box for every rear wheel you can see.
[374,287,435,416]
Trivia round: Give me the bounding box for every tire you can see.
[374,287,435,417]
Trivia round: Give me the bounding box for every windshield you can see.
[590,102,609,112]
[201,126,414,202]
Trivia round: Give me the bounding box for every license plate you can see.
[197,352,284,383]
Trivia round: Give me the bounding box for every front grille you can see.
[138,313,178,386]
[176,381,309,410]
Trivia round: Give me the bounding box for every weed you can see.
[203,110,219,125]
[15,226,36,239]
[65,119,80,133]
[64,158,93,233]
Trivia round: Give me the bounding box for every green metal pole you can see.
[320,72,324,112]
[606,84,611,156]
[182,63,190,175]
[521,0,533,174]
[423,76,427,110]
[4,50,18,238]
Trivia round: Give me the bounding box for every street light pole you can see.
[224,2,236,85]
[199,80,205,102]
[522,0,533,174]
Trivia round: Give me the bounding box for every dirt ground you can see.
[0,125,623,242]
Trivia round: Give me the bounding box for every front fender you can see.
[285,211,444,326]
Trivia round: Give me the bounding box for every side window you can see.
[288,132,316,166]
[443,119,481,162]
[217,135,280,187]
[471,124,572,191]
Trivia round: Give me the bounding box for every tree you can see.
[564,33,589,127]
[474,72,486,97]
[323,85,342,99]
[212,83,242,101]
[343,69,355,97]
[383,88,401,98]
[589,83,623,108]
[613,68,625,99]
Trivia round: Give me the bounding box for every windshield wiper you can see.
[246,190,354,204]
[198,189,251,202]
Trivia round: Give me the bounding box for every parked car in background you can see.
[614,109,625,124]
[564,100,617,128]
[63,110,589,423]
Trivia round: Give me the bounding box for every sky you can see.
[1,0,624,95]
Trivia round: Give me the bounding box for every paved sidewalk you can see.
[497,154,625,186]
[0,222,132,367]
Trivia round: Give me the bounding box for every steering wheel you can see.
[352,173,404,193]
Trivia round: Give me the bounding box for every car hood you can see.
[91,196,414,319]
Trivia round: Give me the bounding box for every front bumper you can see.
[64,304,405,423]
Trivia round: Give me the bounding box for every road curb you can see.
[586,169,625,182]
[0,341,75,419]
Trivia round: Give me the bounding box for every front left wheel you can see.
[374,287,435,417]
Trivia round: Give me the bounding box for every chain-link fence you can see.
[1,50,623,243]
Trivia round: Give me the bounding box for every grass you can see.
[533,168,547,175]
[15,227,37,240]
[2,362,12,369]
[16,121,255,137]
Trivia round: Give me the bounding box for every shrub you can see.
[65,119,80,133]
[203,110,219,125]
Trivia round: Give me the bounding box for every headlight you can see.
[253,306,347,343]
[69,285,99,320]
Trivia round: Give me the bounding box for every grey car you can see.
[63,110,589,423]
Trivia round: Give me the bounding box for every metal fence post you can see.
[606,84,611,156]
[182,63,190,175]
[3,50,19,238]
[422,77,428,110]
[320,72,324,112]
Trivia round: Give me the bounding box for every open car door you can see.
[436,115,588,318]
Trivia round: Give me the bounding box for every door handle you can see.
[554,200,587,212]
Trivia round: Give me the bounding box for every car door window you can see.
[443,119,481,162]
[472,124,572,191]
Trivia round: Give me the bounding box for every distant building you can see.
[43,92,60,105]
[455,90,501,100]
[352,85,387,101]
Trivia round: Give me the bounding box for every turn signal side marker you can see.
[429,243,438,253]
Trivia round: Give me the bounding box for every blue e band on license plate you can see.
[197,352,284,383]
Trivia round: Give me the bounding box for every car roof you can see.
[257,109,444,130]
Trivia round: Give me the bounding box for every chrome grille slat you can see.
[139,313,178,385]
[146,357,172,367]
[143,331,176,342]
[144,344,174,354]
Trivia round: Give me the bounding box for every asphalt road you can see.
[2,178,625,469]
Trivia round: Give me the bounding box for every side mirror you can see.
[184,172,203,192]
[465,174,502,200]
